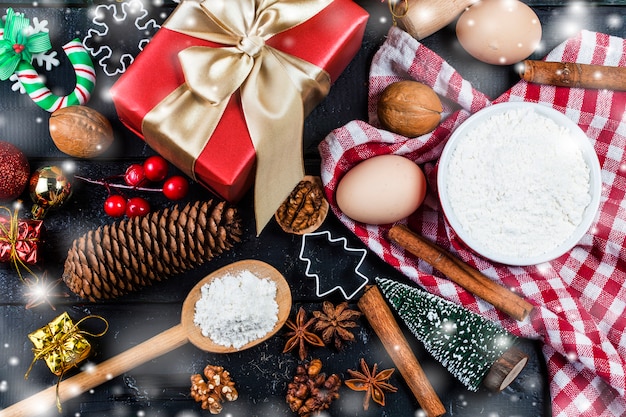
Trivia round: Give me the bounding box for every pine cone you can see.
[62,200,242,300]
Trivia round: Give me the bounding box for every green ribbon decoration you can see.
[0,8,51,81]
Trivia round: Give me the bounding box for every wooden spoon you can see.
[1,259,292,417]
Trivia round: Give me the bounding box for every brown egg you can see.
[336,154,427,225]
[456,0,542,65]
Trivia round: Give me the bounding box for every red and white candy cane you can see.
[14,39,96,112]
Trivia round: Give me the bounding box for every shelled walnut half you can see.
[275,176,329,234]
[190,364,238,414]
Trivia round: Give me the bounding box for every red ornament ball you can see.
[0,141,30,200]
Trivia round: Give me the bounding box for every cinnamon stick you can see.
[387,224,533,321]
[358,285,446,417]
[519,60,626,91]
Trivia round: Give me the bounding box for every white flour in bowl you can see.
[445,107,592,259]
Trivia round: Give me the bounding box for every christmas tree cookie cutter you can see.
[299,230,370,300]
[0,8,96,112]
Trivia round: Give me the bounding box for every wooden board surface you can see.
[1,1,624,416]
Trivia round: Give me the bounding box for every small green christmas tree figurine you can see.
[376,277,528,392]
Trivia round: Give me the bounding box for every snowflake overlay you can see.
[83,0,160,77]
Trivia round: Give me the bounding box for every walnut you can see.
[286,358,341,417]
[275,176,329,235]
[190,364,238,414]
[377,80,443,137]
[49,106,114,158]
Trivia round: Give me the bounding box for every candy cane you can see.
[14,39,96,112]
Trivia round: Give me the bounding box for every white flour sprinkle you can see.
[194,269,278,349]
[446,108,591,259]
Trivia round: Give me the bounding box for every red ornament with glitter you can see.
[0,141,30,201]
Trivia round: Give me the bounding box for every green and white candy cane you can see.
[14,39,96,112]
[0,8,96,112]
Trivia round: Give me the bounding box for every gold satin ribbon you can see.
[142,0,332,233]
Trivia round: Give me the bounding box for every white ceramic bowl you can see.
[437,102,602,266]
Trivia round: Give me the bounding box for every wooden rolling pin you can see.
[388,224,534,321]
[519,60,626,91]
[394,0,479,40]
[358,285,446,417]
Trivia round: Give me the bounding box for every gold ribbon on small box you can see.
[25,312,108,411]
[142,0,332,234]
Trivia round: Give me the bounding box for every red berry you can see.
[143,155,169,182]
[162,175,189,200]
[124,164,146,187]
[125,197,151,217]
[104,195,127,217]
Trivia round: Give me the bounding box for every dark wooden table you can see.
[0,1,623,416]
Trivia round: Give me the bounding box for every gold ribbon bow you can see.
[143,0,332,233]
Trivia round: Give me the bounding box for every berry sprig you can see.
[76,155,189,218]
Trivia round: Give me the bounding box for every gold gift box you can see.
[28,312,92,376]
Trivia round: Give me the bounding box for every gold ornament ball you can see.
[29,166,73,219]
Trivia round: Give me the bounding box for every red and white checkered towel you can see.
[319,26,626,417]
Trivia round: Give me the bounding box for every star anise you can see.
[312,301,361,350]
[283,307,325,360]
[345,358,398,410]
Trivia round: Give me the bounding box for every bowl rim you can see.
[437,101,602,266]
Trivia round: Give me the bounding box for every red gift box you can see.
[111,0,368,206]
[0,214,43,265]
